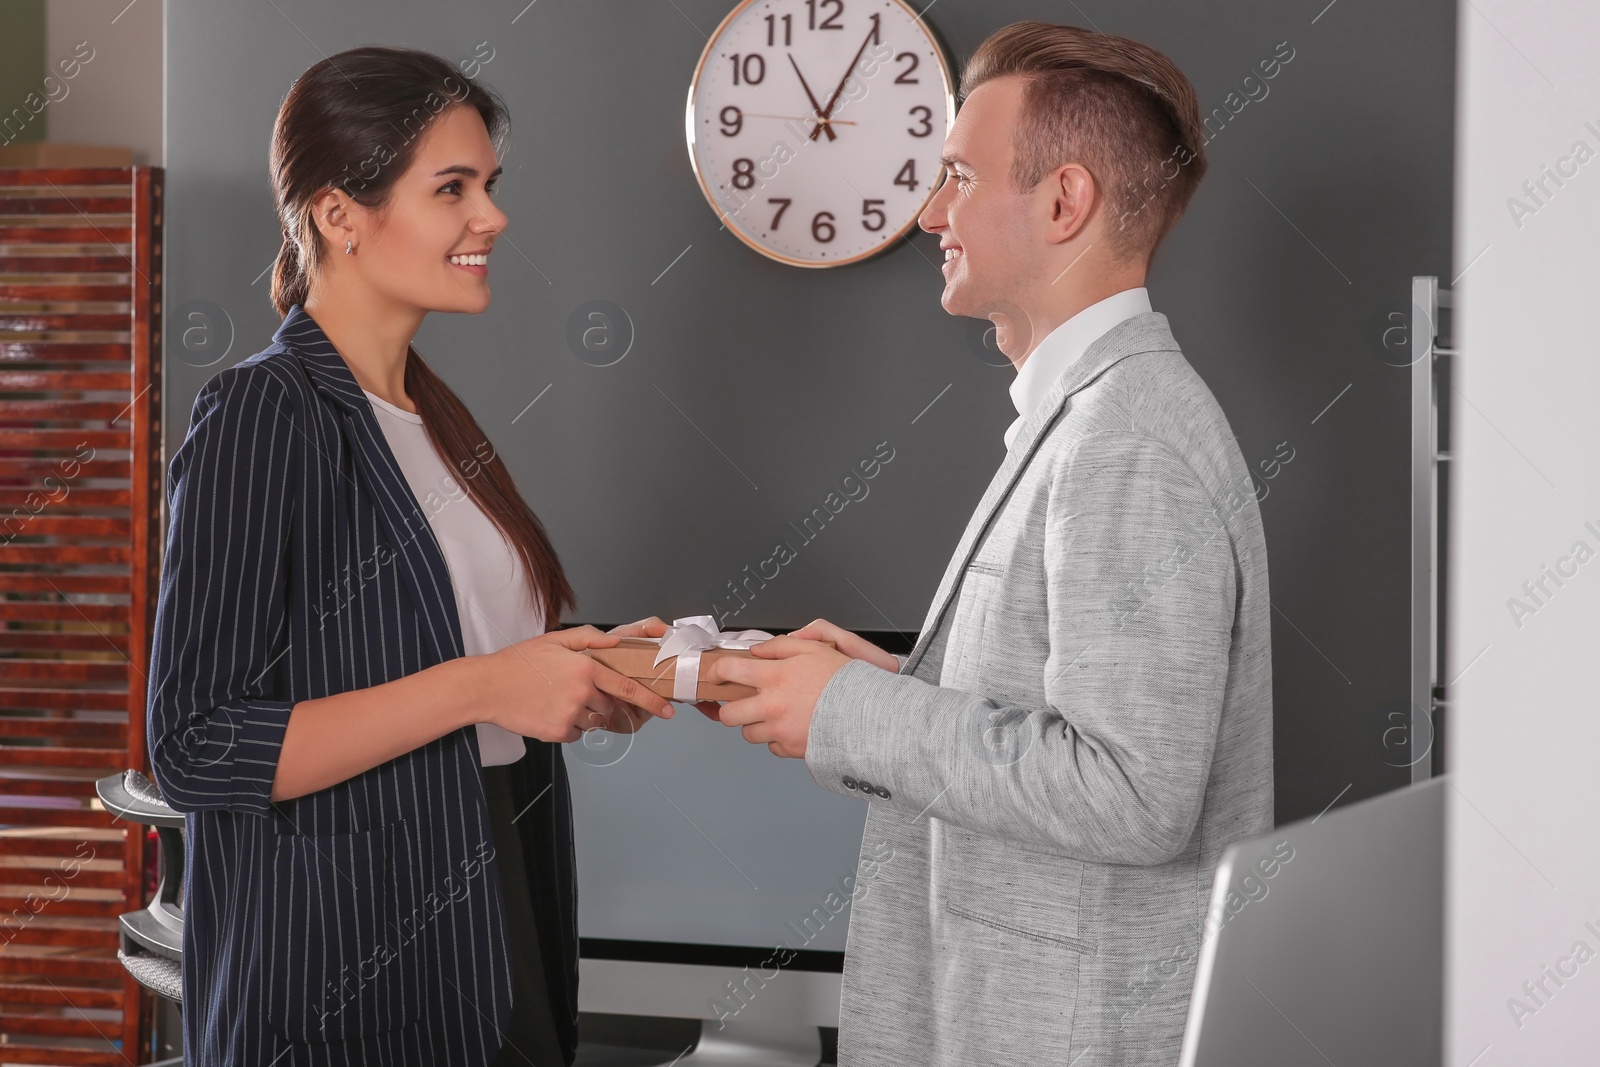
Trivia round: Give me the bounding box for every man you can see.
[702,20,1273,1067]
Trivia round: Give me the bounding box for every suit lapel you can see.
[273,305,466,664]
[902,311,1181,676]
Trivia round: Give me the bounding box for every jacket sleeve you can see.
[147,365,300,816]
[804,429,1240,866]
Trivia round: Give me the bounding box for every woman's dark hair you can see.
[270,46,576,627]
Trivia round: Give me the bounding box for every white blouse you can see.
[363,388,540,766]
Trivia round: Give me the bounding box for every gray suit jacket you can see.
[807,311,1273,1066]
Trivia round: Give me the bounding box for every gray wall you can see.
[164,0,1456,861]
[45,0,165,165]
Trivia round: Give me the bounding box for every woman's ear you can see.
[309,186,357,255]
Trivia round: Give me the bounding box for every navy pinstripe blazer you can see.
[146,305,578,1066]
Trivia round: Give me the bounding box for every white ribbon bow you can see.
[651,615,774,702]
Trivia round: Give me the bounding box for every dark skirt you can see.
[482,761,569,1067]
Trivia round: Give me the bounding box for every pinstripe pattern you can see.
[146,305,578,1066]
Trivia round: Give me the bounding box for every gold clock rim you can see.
[682,0,958,270]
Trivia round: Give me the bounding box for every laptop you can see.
[1178,776,1446,1066]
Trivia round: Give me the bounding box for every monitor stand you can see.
[653,1017,821,1066]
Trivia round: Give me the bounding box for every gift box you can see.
[585,637,760,701]
[581,616,833,703]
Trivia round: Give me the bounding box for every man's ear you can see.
[309,187,358,253]
[1046,162,1096,246]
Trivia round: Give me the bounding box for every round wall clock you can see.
[684,0,956,268]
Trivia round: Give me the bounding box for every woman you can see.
[146,46,673,1067]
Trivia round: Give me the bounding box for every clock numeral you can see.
[764,13,793,46]
[806,0,844,30]
[894,159,919,192]
[908,105,932,138]
[729,52,766,85]
[768,198,792,230]
[720,106,743,137]
[861,199,886,232]
[732,158,756,190]
[812,210,837,243]
[894,52,920,84]
[869,13,880,46]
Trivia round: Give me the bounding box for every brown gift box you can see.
[584,636,833,702]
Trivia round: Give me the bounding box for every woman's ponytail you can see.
[270,225,308,318]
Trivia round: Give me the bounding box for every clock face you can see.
[685,0,955,268]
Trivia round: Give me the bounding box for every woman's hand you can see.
[787,618,899,673]
[477,625,673,743]
[608,616,670,639]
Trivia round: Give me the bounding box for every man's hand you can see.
[788,618,898,672]
[698,636,854,758]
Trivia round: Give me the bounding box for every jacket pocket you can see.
[265,820,422,1043]
[938,823,1096,955]
[945,899,1097,954]
[942,559,1000,689]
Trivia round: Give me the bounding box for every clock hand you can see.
[743,111,857,125]
[788,53,838,142]
[811,26,878,142]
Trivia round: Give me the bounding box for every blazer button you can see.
[857,779,873,794]
[875,786,891,799]
[842,776,857,790]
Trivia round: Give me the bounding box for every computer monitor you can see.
[1179,776,1446,1067]
[567,679,877,1066]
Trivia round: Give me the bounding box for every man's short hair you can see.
[960,21,1208,266]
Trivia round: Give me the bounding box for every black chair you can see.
[96,769,184,1064]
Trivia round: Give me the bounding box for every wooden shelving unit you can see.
[0,166,164,1065]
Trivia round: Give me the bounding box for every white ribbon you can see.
[650,615,774,701]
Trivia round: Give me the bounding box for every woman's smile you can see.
[448,248,491,276]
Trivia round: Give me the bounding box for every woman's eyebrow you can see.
[431,164,504,179]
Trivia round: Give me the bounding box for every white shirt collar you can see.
[1003,287,1153,450]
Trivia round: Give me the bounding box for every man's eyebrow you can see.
[431,164,504,179]
[940,155,972,169]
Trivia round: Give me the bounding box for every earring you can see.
[345,239,353,255]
